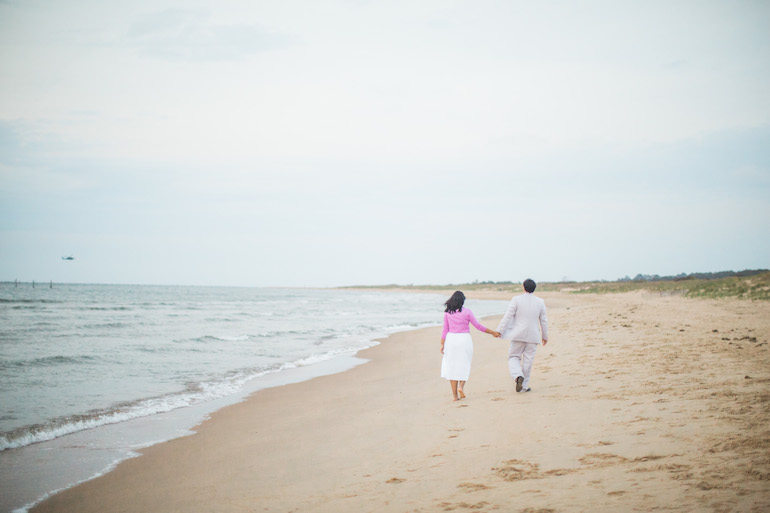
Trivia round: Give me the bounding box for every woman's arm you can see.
[441,313,449,340]
[468,310,500,337]
[441,313,448,352]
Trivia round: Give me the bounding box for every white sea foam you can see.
[208,334,250,342]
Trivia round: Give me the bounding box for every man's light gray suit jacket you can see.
[496,292,548,344]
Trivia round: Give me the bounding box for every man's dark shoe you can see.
[516,376,523,392]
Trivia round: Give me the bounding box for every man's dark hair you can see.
[523,279,536,293]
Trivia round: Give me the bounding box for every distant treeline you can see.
[468,269,769,286]
[617,269,769,283]
[469,270,770,300]
[344,269,770,299]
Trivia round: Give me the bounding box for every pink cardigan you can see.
[442,308,488,340]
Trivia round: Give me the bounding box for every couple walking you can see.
[440,279,548,401]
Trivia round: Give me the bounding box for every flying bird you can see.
[61,256,75,261]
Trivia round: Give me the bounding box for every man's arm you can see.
[539,301,548,345]
[496,298,517,335]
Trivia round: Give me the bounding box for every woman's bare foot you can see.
[458,389,466,399]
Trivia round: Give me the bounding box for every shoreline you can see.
[27,291,770,511]
[2,355,371,513]
[4,290,506,513]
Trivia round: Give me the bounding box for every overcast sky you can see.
[1,0,768,287]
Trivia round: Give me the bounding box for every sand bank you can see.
[33,291,769,512]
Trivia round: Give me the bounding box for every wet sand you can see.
[32,291,770,512]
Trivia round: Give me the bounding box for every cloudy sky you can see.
[1,0,768,287]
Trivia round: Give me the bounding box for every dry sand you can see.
[33,291,770,512]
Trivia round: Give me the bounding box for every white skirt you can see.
[441,332,473,381]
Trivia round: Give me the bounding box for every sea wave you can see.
[191,329,315,342]
[0,299,63,304]
[385,321,438,332]
[0,347,371,452]
[0,354,99,370]
[190,334,251,343]
[81,322,128,330]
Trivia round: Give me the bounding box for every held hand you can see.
[493,331,501,338]
[542,338,548,346]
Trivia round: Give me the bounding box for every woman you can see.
[441,291,500,401]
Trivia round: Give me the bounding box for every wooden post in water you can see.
[32,280,35,289]
[50,280,53,289]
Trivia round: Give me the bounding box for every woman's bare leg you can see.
[450,380,459,401]
[458,380,466,399]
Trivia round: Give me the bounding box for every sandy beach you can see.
[32,291,770,513]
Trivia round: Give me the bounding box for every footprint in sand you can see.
[457,482,491,492]
[386,477,405,484]
[492,459,545,481]
[579,453,628,467]
[440,500,490,510]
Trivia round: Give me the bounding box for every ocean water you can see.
[0,283,507,512]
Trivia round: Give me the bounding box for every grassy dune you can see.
[545,271,770,300]
[350,271,770,300]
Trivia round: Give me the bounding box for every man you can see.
[496,279,548,393]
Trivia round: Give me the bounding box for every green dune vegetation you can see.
[349,270,770,300]
[545,270,770,300]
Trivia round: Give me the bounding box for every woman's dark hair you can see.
[444,291,465,313]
